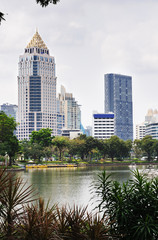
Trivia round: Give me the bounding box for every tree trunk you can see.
[8,156,12,166]
[59,150,62,161]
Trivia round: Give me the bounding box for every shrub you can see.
[92,170,158,240]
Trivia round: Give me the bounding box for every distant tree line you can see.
[1,111,158,165]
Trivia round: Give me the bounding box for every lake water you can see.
[17,165,158,212]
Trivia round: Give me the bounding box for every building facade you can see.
[0,103,18,121]
[61,129,82,139]
[92,113,114,139]
[17,30,57,140]
[136,109,158,140]
[145,123,158,139]
[104,73,133,140]
[57,85,81,130]
[136,123,146,140]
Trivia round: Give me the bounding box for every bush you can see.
[92,170,158,240]
[0,169,116,240]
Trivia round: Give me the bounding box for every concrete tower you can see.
[17,30,57,140]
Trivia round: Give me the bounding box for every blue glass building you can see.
[104,73,133,140]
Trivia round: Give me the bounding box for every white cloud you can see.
[1,0,158,133]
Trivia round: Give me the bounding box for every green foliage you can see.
[0,169,115,239]
[0,111,19,165]
[96,139,109,159]
[20,139,31,160]
[54,205,111,240]
[153,139,158,159]
[18,198,57,240]
[141,135,155,161]
[29,143,44,162]
[107,136,122,161]
[92,169,158,240]
[0,169,35,239]
[52,136,69,161]
[30,128,53,147]
[133,139,143,159]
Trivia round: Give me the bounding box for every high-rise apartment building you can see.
[104,73,133,140]
[57,85,81,130]
[17,30,57,140]
[92,113,114,139]
[136,123,146,140]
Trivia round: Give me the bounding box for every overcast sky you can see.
[1,0,158,135]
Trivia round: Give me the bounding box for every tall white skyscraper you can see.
[17,30,57,140]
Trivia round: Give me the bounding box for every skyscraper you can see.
[17,30,57,140]
[57,85,81,130]
[104,73,133,140]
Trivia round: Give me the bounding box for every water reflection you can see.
[17,165,154,211]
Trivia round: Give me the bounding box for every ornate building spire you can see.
[26,30,48,49]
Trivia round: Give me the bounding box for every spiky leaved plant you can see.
[85,213,114,240]
[18,198,60,240]
[0,170,35,239]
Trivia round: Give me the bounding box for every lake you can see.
[17,165,158,212]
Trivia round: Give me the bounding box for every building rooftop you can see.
[26,30,48,49]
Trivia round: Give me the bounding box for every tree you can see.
[92,170,158,240]
[133,139,143,159]
[0,112,17,142]
[141,135,155,161]
[42,146,53,160]
[0,112,19,166]
[0,12,5,24]
[67,138,78,160]
[97,139,109,159]
[20,140,32,160]
[30,128,53,148]
[72,138,86,161]
[29,143,44,162]
[6,136,19,166]
[107,136,121,162]
[117,139,132,160]
[153,139,158,160]
[36,0,60,7]
[85,136,97,161]
[52,136,69,161]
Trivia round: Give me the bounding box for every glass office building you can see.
[104,73,133,140]
[17,30,57,140]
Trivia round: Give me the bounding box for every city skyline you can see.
[1,0,158,130]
